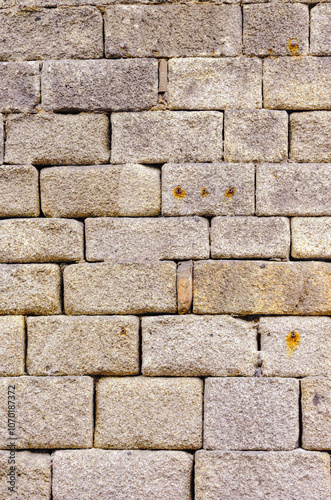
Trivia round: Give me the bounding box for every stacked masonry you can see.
[0,1,330,499]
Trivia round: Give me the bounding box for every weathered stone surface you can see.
[0,316,25,376]
[264,57,331,110]
[53,450,193,500]
[0,451,51,499]
[0,264,61,315]
[0,7,103,61]
[193,261,331,315]
[260,316,331,377]
[177,261,193,314]
[0,376,93,448]
[168,57,262,110]
[211,216,290,259]
[5,113,109,165]
[162,163,255,216]
[290,112,331,162]
[64,261,177,315]
[85,217,209,262]
[40,165,160,218]
[0,113,3,164]
[204,378,299,450]
[224,110,288,162]
[111,111,223,164]
[302,378,331,450]
[0,62,39,112]
[105,5,241,58]
[292,217,331,259]
[311,5,331,55]
[256,164,331,216]
[95,377,202,449]
[0,219,83,263]
[142,315,258,376]
[195,450,331,500]
[27,315,139,376]
[42,59,158,112]
[243,4,309,56]
[0,166,39,217]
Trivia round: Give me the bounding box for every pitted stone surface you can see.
[302,377,331,450]
[0,316,25,376]
[292,217,331,259]
[311,5,331,55]
[290,112,331,162]
[0,166,39,217]
[0,62,40,112]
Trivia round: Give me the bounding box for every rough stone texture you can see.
[85,217,209,262]
[142,315,258,376]
[243,4,309,56]
[290,112,331,162]
[311,5,331,55]
[95,377,203,449]
[193,261,331,315]
[302,378,331,450]
[260,316,331,377]
[40,165,160,218]
[42,59,158,112]
[292,217,331,259]
[0,451,51,499]
[27,315,139,376]
[0,166,39,217]
[0,376,93,448]
[211,216,290,259]
[105,5,241,58]
[53,450,193,500]
[0,219,83,263]
[111,111,223,164]
[162,163,255,216]
[0,264,61,315]
[168,57,262,110]
[5,113,109,165]
[0,7,103,61]
[0,113,3,164]
[195,450,331,500]
[64,261,177,315]
[0,316,25,376]
[256,164,331,216]
[0,62,40,113]
[204,378,299,450]
[264,57,331,110]
[224,110,288,162]
[177,261,193,314]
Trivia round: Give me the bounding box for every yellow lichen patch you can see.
[286,331,300,356]
[200,187,209,197]
[225,187,236,197]
[288,39,300,55]
[121,328,126,336]
[173,186,186,198]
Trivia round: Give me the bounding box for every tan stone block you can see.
[290,112,331,162]
[95,377,203,449]
[0,113,3,164]
[311,5,331,55]
[292,217,331,259]
[0,62,39,113]
[0,316,25,376]
[302,378,331,450]
[0,166,39,217]
[27,315,139,376]
[177,261,193,314]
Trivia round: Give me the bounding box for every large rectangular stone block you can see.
[292,217,331,259]
[0,219,83,263]
[85,217,209,262]
[168,57,262,110]
[0,316,25,376]
[290,112,331,162]
[42,59,158,112]
[195,450,331,500]
[311,5,331,55]
[0,62,39,112]
[142,315,258,376]
[224,110,288,162]
[204,378,299,450]
[105,5,241,57]
[256,164,331,215]
[0,264,61,315]
[211,216,290,259]
[243,4,309,56]
[0,166,39,217]
[162,163,255,216]
[193,261,331,315]
[0,7,102,60]
[0,376,93,448]
[53,450,193,500]
[95,377,202,449]
[260,316,331,377]
[264,57,331,110]
[40,165,160,218]
[302,378,331,450]
[111,111,223,164]
[5,113,109,165]
[64,261,177,315]
[27,315,139,376]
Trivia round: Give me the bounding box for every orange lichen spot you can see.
[201,187,209,197]
[173,186,186,198]
[267,48,273,55]
[121,328,126,336]
[288,39,300,54]
[286,330,300,356]
[225,187,236,197]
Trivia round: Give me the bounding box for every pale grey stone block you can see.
[302,378,331,450]
[0,316,25,376]
[0,62,39,113]
[0,166,39,217]
[290,112,331,162]
[0,114,3,164]
[177,261,193,314]
[311,5,331,55]
[292,217,331,259]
